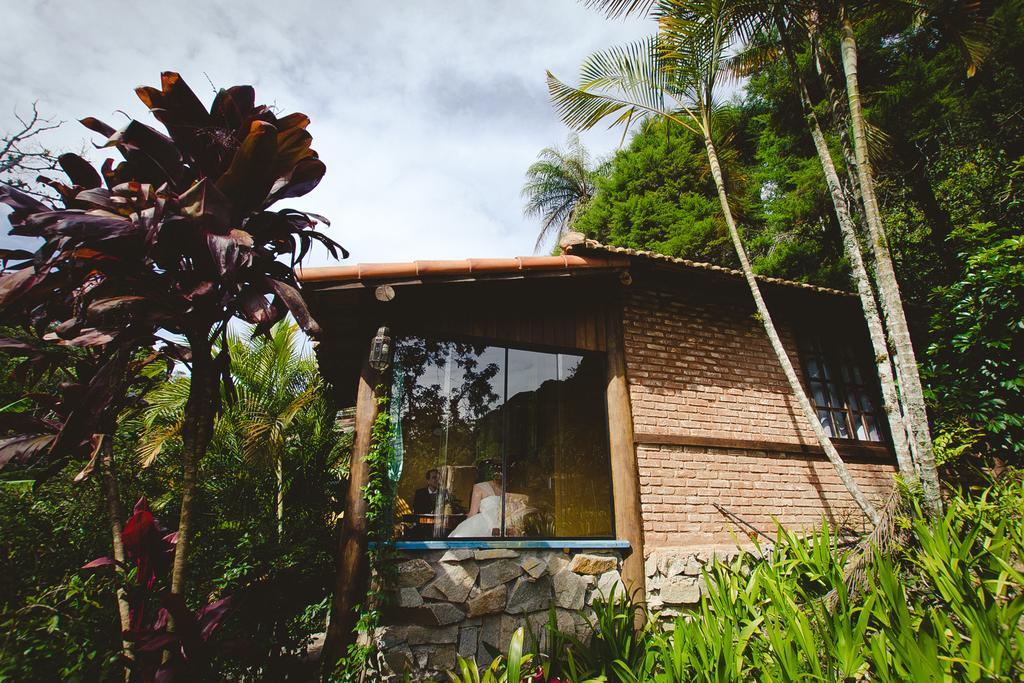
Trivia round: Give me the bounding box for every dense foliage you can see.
[569,0,1023,291]
[462,474,1024,682]
[0,323,348,679]
[573,121,732,267]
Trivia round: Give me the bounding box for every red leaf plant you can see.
[86,497,231,681]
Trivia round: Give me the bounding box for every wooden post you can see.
[321,351,383,678]
[605,296,646,604]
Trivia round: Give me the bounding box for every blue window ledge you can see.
[371,539,631,552]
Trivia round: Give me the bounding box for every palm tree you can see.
[230,322,322,535]
[548,0,881,522]
[522,134,606,252]
[138,321,334,535]
[726,10,918,486]
[830,0,955,518]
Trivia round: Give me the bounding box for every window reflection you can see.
[391,337,614,540]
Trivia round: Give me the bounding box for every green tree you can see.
[573,119,732,264]
[928,222,1024,459]
[521,134,607,251]
[138,321,338,536]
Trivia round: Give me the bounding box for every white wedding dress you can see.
[449,483,501,537]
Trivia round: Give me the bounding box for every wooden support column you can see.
[321,351,383,677]
[605,295,646,603]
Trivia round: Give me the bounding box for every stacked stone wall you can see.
[379,548,624,681]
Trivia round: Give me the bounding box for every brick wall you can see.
[623,286,896,548]
[637,444,895,546]
[624,287,817,445]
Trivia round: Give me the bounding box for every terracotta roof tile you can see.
[296,238,853,297]
[563,239,854,297]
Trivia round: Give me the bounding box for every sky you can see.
[0,0,654,266]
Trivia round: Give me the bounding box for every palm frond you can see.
[912,0,993,77]
[726,40,781,79]
[584,0,658,19]
[138,420,183,468]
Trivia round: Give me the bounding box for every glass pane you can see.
[806,358,822,380]
[820,358,832,380]
[847,388,863,413]
[840,362,852,383]
[504,349,613,538]
[855,414,867,440]
[393,338,505,539]
[818,409,835,437]
[833,411,850,439]
[859,390,875,413]
[864,414,881,442]
[811,382,828,408]
[849,357,864,383]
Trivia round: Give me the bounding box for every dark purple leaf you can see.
[58,153,102,189]
[0,433,55,469]
[264,276,320,336]
[210,85,256,131]
[73,188,120,212]
[0,249,34,261]
[104,120,185,188]
[79,116,116,139]
[267,156,326,204]
[215,120,278,218]
[177,178,230,228]
[135,632,179,655]
[23,211,134,241]
[82,557,118,569]
[86,296,146,320]
[236,287,273,324]
[34,175,77,203]
[135,72,213,161]
[205,233,251,277]
[196,596,233,641]
[0,184,49,219]
[44,328,114,347]
[0,268,45,309]
[0,412,59,434]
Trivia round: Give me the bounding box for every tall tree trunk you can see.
[100,438,132,682]
[838,8,943,517]
[701,126,880,524]
[170,332,219,597]
[276,454,284,538]
[774,18,916,481]
[321,355,382,678]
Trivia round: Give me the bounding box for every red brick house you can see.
[299,237,895,677]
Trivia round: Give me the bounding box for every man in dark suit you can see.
[413,468,441,515]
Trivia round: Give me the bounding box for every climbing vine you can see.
[333,390,398,681]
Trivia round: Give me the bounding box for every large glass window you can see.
[391,336,614,540]
[800,334,885,442]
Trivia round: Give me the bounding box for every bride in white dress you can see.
[449,478,502,537]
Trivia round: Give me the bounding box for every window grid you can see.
[801,336,883,443]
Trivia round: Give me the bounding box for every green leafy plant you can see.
[330,393,399,682]
[450,627,535,683]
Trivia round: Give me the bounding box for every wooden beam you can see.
[633,432,896,463]
[321,352,382,677]
[604,296,646,604]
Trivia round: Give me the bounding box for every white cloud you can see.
[1,1,653,264]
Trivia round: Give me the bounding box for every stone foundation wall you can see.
[643,545,747,616]
[378,548,624,680]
